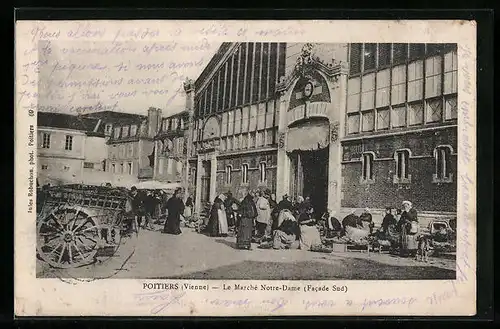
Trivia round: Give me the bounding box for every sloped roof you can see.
[80,111,147,125]
[38,112,105,136]
[194,42,234,92]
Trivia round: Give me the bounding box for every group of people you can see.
[127,186,194,236]
[200,190,328,251]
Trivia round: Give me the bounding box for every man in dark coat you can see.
[163,188,185,235]
[224,191,240,227]
[237,191,258,250]
[381,207,397,234]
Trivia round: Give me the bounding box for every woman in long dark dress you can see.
[206,194,228,237]
[237,191,257,249]
[163,188,185,235]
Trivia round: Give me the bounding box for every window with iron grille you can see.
[426,98,443,123]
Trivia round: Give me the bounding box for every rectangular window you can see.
[119,163,124,174]
[395,150,410,180]
[128,144,134,157]
[347,77,361,113]
[242,164,249,184]
[378,43,391,67]
[114,127,121,139]
[220,137,227,151]
[265,102,275,128]
[426,98,443,123]
[245,43,254,104]
[444,50,458,94]
[426,43,444,56]
[252,43,262,103]
[362,153,374,180]
[407,60,424,102]
[375,69,390,108]
[249,105,257,131]
[42,133,50,148]
[260,43,269,99]
[65,135,73,151]
[257,103,266,130]
[435,146,452,180]
[409,43,425,61]
[268,43,278,95]
[391,65,406,105]
[83,162,94,169]
[361,73,375,110]
[122,126,129,137]
[105,124,112,135]
[363,43,377,71]
[425,56,442,98]
[377,108,390,130]
[408,102,424,125]
[221,112,228,136]
[128,162,133,175]
[265,128,274,146]
[217,70,223,111]
[224,60,232,110]
[237,44,246,106]
[349,43,362,75]
[234,108,242,134]
[231,54,239,108]
[256,131,264,147]
[259,162,267,183]
[347,113,360,134]
[241,106,249,133]
[391,105,406,128]
[444,95,458,120]
[227,136,233,151]
[392,43,408,65]
[362,110,375,132]
[233,135,240,150]
[225,165,232,184]
[227,111,234,136]
[130,125,137,136]
[111,163,116,173]
[241,134,248,149]
[191,168,197,185]
[249,132,255,148]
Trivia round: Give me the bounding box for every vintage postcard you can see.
[14,19,477,316]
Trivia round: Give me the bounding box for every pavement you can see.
[37,225,456,280]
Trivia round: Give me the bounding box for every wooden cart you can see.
[36,184,133,269]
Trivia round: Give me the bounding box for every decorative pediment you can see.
[276,43,349,94]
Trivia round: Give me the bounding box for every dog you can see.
[415,234,431,262]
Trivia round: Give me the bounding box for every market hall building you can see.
[185,42,458,224]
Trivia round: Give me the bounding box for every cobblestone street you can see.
[38,225,456,280]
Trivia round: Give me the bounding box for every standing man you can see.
[163,188,185,235]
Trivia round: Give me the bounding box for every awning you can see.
[287,120,330,151]
[134,181,182,190]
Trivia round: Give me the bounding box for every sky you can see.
[36,39,221,117]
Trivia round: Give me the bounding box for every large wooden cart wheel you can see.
[37,206,101,268]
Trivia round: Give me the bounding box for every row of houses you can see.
[37,108,189,188]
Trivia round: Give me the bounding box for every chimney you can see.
[147,107,160,138]
[183,78,195,115]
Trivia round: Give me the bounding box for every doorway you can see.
[289,147,329,217]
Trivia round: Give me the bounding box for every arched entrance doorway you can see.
[287,118,330,216]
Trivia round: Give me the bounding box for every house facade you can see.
[81,109,161,185]
[37,112,106,186]
[185,42,458,223]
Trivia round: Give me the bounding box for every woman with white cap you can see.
[399,200,419,257]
